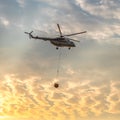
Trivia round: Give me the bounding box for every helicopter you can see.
[25,24,87,49]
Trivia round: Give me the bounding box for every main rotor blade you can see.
[57,24,63,37]
[30,31,33,34]
[64,31,87,37]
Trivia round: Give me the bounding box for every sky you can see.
[0,0,120,120]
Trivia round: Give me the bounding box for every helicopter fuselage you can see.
[50,37,75,47]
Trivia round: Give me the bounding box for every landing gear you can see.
[56,47,59,50]
[68,47,71,50]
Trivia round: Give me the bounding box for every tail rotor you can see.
[24,31,33,39]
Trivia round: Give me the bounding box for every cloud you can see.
[75,0,120,19]
[0,62,120,119]
[0,0,120,119]
[0,17,10,26]
[16,0,25,7]
[71,0,120,44]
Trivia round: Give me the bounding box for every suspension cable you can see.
[56,48,62,79]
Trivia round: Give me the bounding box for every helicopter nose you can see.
[72,42,76,47]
